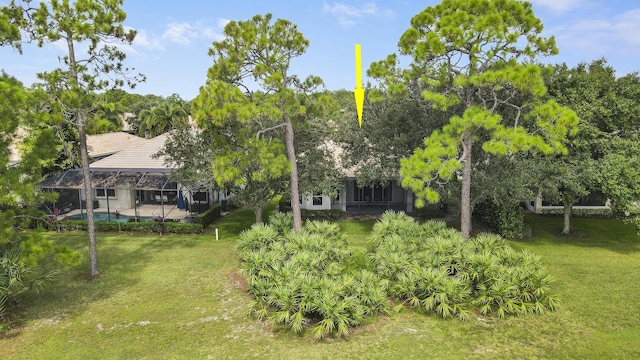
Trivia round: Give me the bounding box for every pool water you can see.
[65,212,154,223]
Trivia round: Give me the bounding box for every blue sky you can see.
[2,0,640,100]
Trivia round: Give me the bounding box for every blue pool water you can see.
[65,212,154,223]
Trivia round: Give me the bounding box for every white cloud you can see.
[570,19,610,32]
[132,29,164,51]
[162,21,225,45]
[217,18,231,29]
[612,9,640,47]
[546,7,640,71]
[323,2,395,27]
[163,22,198,45]
[529,0,592,13]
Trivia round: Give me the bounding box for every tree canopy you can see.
[0,72,80,318]
[542,59,640,233]
[370,0,578,238]
[193,13,338,229]
[1,0,143,276]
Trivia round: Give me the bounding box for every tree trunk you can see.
[78,110,99,277]
[67,32,98,277]
[283,115,302,232]
[254,206,263,225]
[460,134,473,239]
[562,201,573,235]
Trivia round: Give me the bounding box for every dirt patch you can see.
[80,272,100,281]
[229,270,249,293]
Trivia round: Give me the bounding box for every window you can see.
[353,183,392,202]
[95,188,116,198]
[313,193,323,206]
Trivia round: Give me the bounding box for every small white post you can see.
[215,228,219,241]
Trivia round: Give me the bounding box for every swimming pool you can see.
[65,212,154,223]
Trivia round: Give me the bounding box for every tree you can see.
[193,14,335,231]
[543,60,640,234]
[158,121,288,224]
[2,0,144,277]
[369,0,578,238]
[138,99,189,138]
[332,86,452,197]
[0,72,81,319]
[86,91,128,135]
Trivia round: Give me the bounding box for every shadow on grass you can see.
[523,215,640,254]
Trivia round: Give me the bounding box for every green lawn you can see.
[2,213,639,359]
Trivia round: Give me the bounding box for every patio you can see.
[58,204,192,222]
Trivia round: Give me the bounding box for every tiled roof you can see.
[89,133,169,170]
[87,132,146,158]
[323,140,357,178]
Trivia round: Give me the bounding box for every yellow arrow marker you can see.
[354,44,364,128]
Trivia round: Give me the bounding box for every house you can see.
[41,133,222,222]
[86,132,147,160]
[527,192,611,215]
[299,180,414,215]
[297,141,414,215]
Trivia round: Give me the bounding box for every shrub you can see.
[238,221,388,339]
[475,201,528,239]
[278,196,292,212]
[240,210,556,339]
[162,222,203,234]
[413,202,447,219]
[301,209,346,220]
[369,211,556,320]
[268,212,294,235]
[540,207,613,217]
[43,220,202,234]
[196,204,221,227]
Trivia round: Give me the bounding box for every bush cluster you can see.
[238,216,389,339]
[475,201,528,239]
[301,209,346,220]
[369,211,556,319]
[44,220,203,234]
[540,207,613,217]
[241,211,556,338]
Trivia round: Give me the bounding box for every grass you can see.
[1,213,639,359]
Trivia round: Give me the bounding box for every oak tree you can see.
[543,60,640,234]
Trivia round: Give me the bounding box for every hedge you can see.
[196,204,222,227]
[44,219,203,234]
[300,209,346,220]
[540,207,613,217]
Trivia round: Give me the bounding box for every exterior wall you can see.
[301,178,415,214]
[96,189,133,210]
[331,187,347,211]
[528,194,611,214]
[299,195,332,211]
[77,188,133,211]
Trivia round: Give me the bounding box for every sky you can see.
[2,0,640,100]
